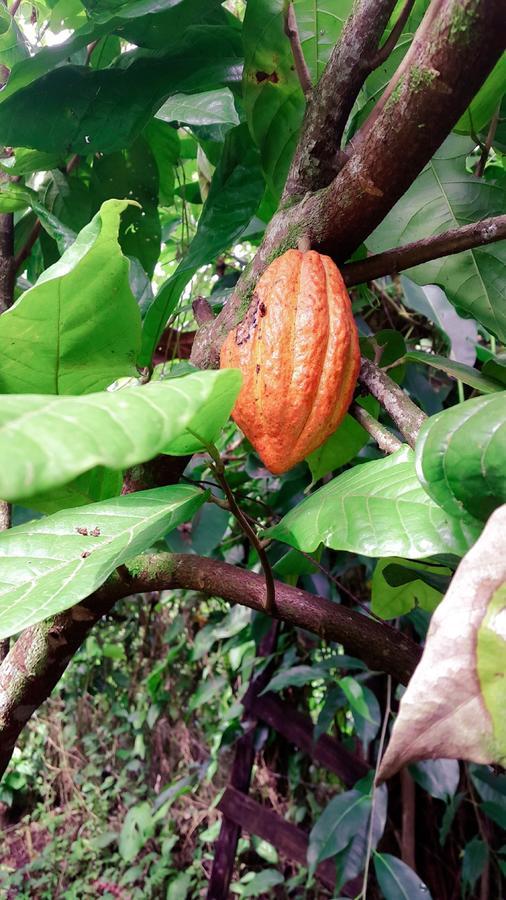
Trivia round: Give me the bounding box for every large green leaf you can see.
[0,199,141,396]
[0,27,243,155]
[0,485,206,639]
[91,138,161,276]
[267,446,481,560]
[242,0,302,199]
[140,124,263,364]
[367,134,506,342]
[378,506,506,781]
[415,393,506,522]
[242,1,352,198]
[0,369,242,503]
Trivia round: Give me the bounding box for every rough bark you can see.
[341,215,506,286]
[282,0,397,199]
[191,0,506,369]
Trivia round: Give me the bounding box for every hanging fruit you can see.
[220,249,360,474]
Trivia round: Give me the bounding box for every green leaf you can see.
[262,665,328,693]
[242,0,351,198]
[374,853,433,900]
[295,0,353,82]
[367,134,506,342]
[339,676,374,723]
[232,869,284,897]
[372,557,449,618]
[415,393,506,522]
[267,446,481,560]
[140,124,263,364]
[91,137,161,276]
[0,148,64,177]
[477,583,506,765]
[0,4,29,70]
[242,0,303,200]
[378,507,506,782]
[144,119,180,207]
[156,87,239,128]
[0,369,241,502]
[405,350,503,394]
[0,27,243,155]
[306,414,368,483]
[22,467,123,516]
[455,54,506,134]
[0,485,206,639]
[461,837,489,894]
[119,801,154,863]
[0,199,141,395]
[0,181,33,213]
[408,759,460,802]
[307,788,371,875]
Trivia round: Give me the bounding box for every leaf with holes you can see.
[378,506,506,782]
[266,446,481,560]
[415,393,506,522]
[242,0,349,199]
[367,134,506,342]
[0,369,241,503]
[0,485,206,639]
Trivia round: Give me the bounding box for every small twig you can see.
[351,403,403,454]
[9,0,22,14]
[342,215,506,286]
[284,2,312,98]
[210,455,276,615]
[358,357,426,448]
[368,0,416,69]
[475,103,501,177]
[85,40,99,66]
[360,675,392,900]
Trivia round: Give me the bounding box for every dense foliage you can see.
[0,1,504,898]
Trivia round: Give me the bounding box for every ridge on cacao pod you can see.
[220,249,360,475]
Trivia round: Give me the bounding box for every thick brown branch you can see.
[284,3,312,97]
[282,0,397,199]
[191,0,506,369]
[341,215,506,285]
[0,552,421,779]
[358,357,426,447]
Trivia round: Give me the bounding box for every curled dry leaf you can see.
[378,505,506,782]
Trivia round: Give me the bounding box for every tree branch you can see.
[351,403,403,453]
[358,357,426,447]
[341,215,506,286]
[369,0,417,70]
[282,0,397,200]
[475,103,501,177]
[0,552,421,779]
[191,0,506,369]
[284,2,312,98]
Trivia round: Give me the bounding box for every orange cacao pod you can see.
[220,249,360,474]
